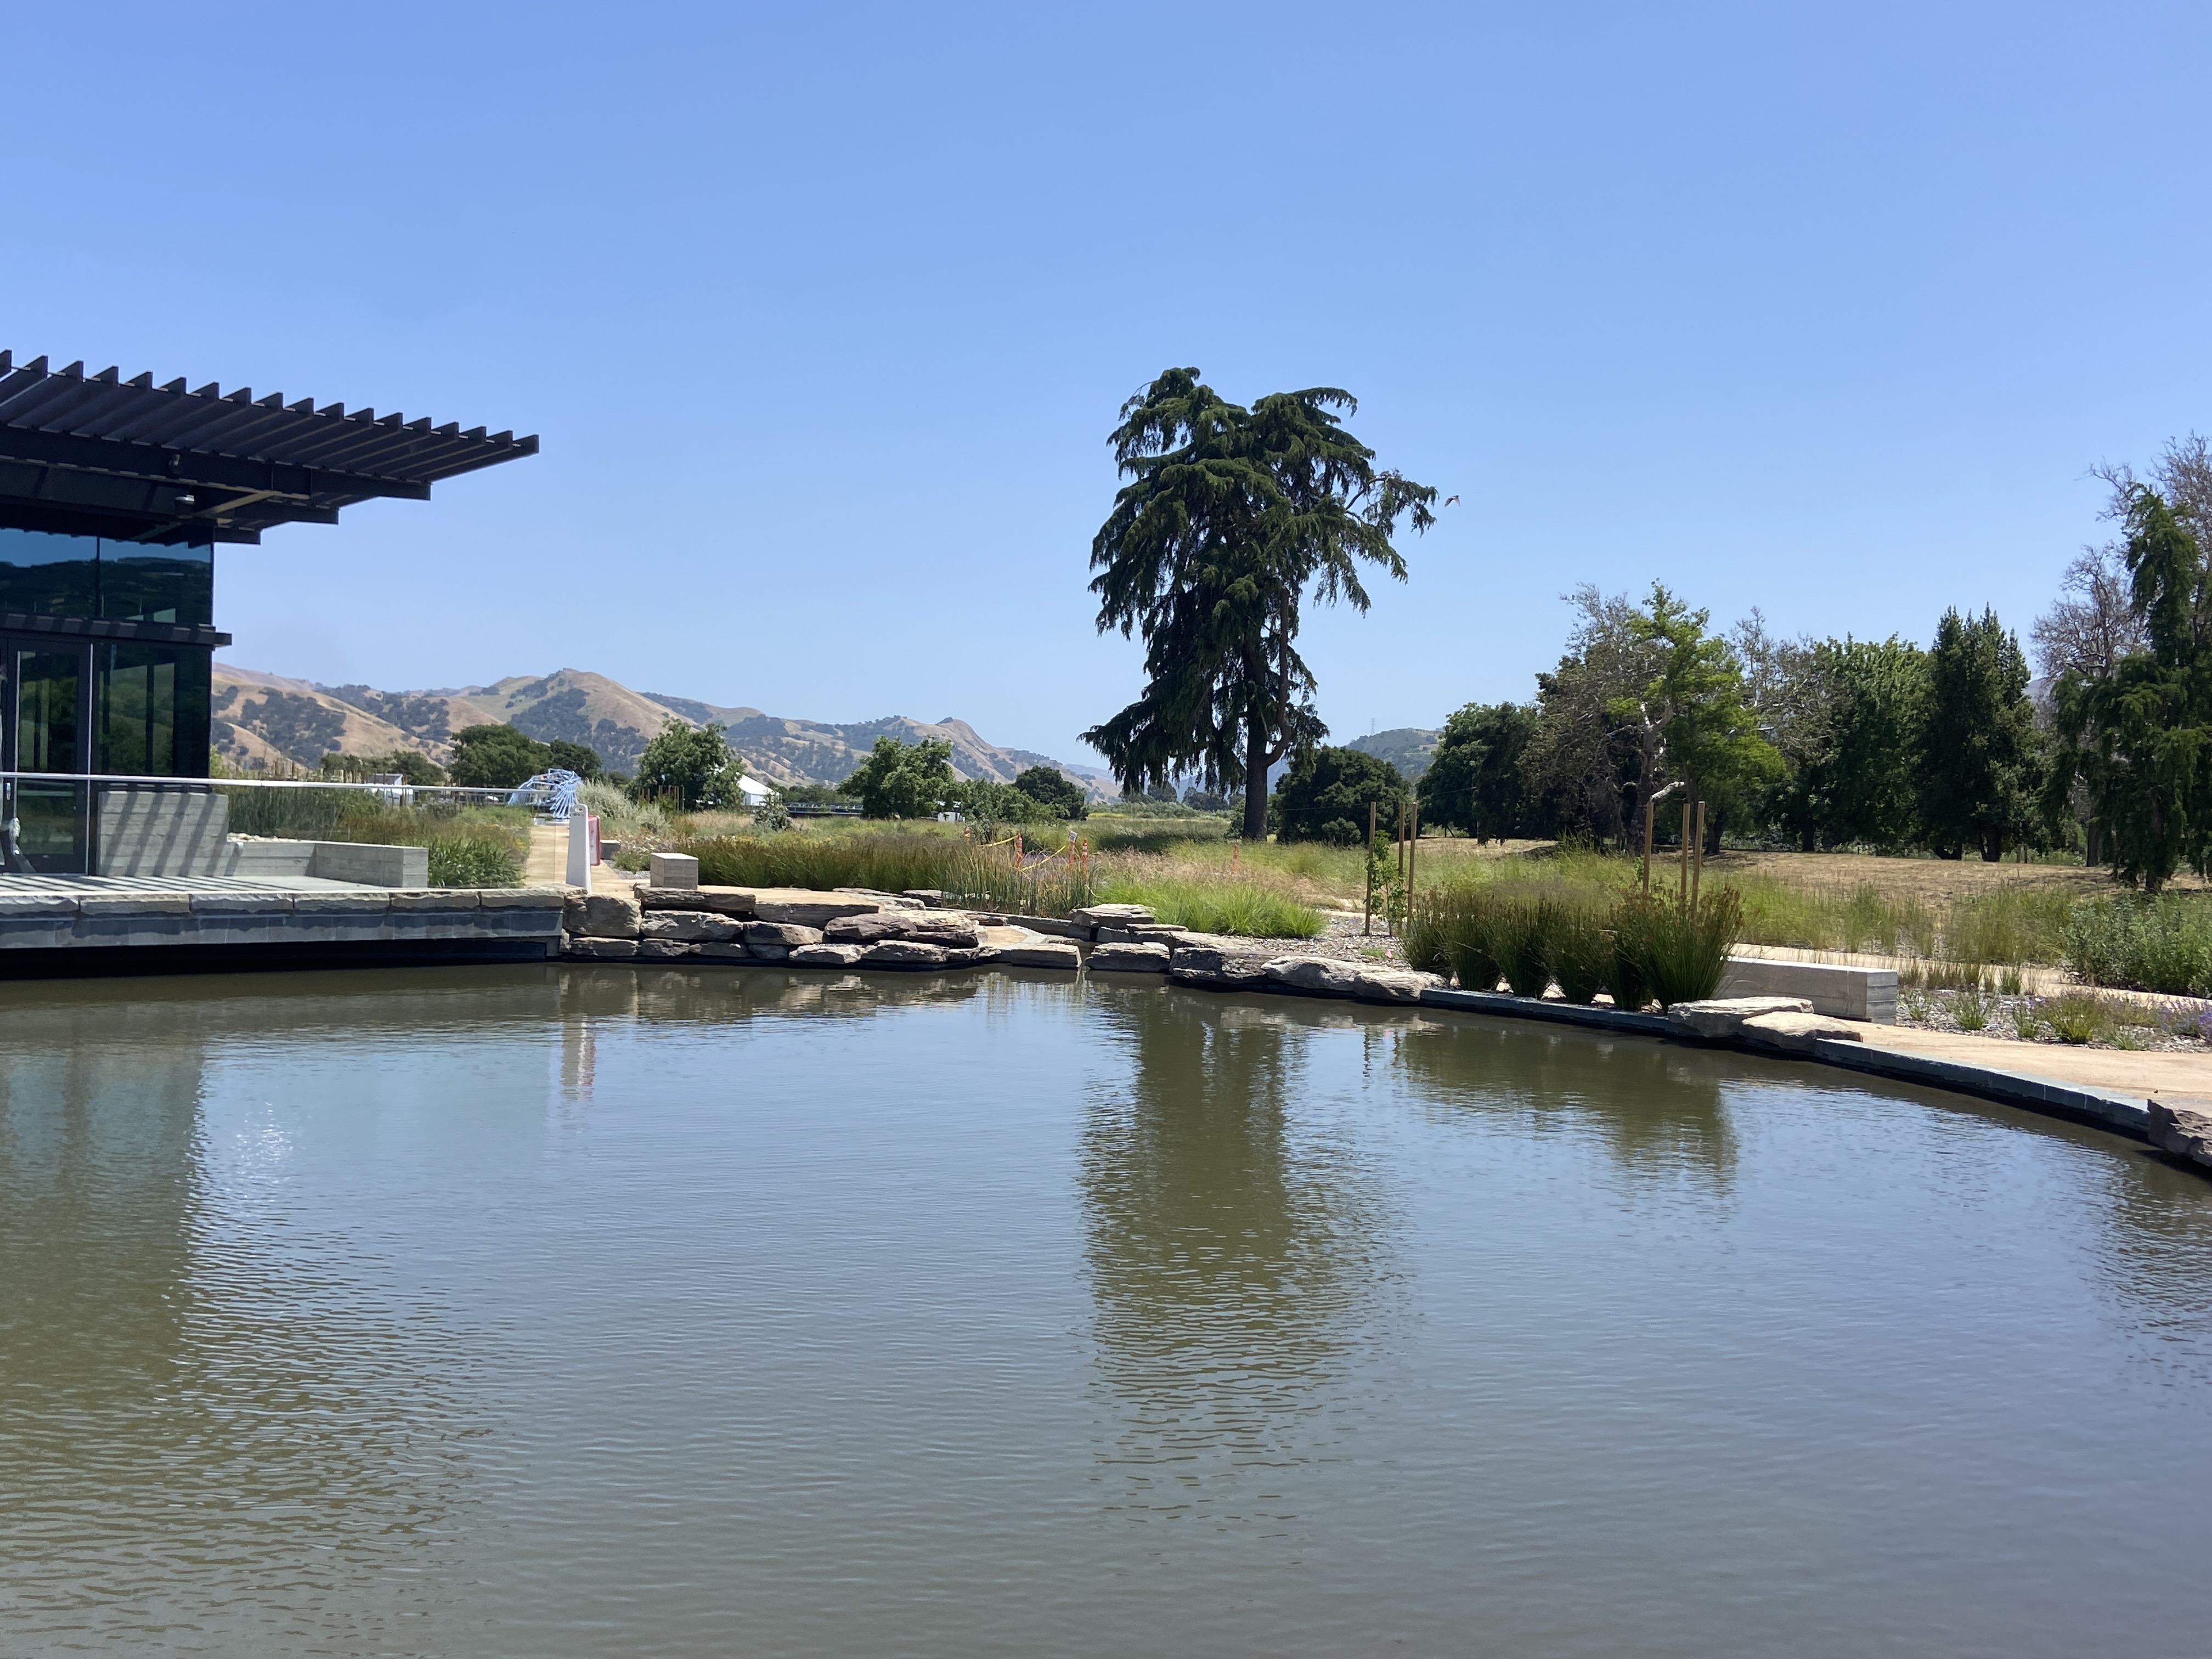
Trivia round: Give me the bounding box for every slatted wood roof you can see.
[0,351,538,543]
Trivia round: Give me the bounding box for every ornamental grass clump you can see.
[2063,894,2212,996]
[1613,889,1743,1008]
[1550,907,1612,1005]
[1493,898,1555,997]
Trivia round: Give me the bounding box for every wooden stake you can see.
[1679,800,1691,909]
[1692,801,1706,907]
[1641,793,1655,893]
[1364,800,1376,936]
[1407,802,1419,917]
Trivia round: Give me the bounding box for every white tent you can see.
[736,776,776,808]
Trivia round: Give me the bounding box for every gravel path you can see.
[1169,910,1409,965]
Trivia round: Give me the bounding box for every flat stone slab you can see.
[1741,1010,1865,1052]
[641,885,755,917]
[1666,996,1815,1039]
[2147,1097,2212,1169]
[1088,941,1171,972]
[566,938,640,960]
[823,912,981,949]
[641,910,747,944]
[751,889,882,927]
[998,940,1082,969]
[568,892,641,939]
[637,938,699,960]
[859,939,950,967]
[746,920,825,947]
[1070,903,1156,930]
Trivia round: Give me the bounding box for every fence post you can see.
[1642,794,1654,894]
[1364,800,1376,936]
[1407,801,1419,925]
[1678,800,1691,909]
[1692,801,1706,907]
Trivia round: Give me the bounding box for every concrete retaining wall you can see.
[1717,955,1897,1023]
[0,885,562,965]
[219,838,430,887]
[96,788,230,878]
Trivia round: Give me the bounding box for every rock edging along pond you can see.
[556,884,2186,1164]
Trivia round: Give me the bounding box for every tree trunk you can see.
[1979,827,2005,862]
[1798,820,1816,853]
[2085,820,2104,867]
[1243,710,1269,842]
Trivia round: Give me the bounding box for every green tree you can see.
[1417,702,1536,840]
[2047,487,2212,888]
[546,739,601,778]
[448,723,551,789]
[1625,585,1776,850]
[1011,765,1087,819]
[1916,608,2041,861]
[631,719,738,810]
[1813,637,1927,848]
[843,736,955,819]
[1270,746,1409,845]
[1084,368,1437,840]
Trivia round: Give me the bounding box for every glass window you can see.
[0,527,100,617]
[98,644,210,777]
[99,538,214,627]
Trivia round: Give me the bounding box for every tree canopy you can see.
[1083,368,1435,839]
[447,724,551,789]
[1271,746,1409,845]
[844,736,955,819]
[1417,702,1536,840]
[1917,608,2040,861]
[632,719,739,810]
[1012,765,1087,819]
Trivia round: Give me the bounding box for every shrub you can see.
[632,719,740,810]
[1617,889,1742,1007]
[843,736,956,819]
[1551,907,1611,1004]
[1093,877,1323,938]
[1494,898,1555,997]
[1012,766,1087,819]
[2064,894,2212,995]
[428,833,521,887]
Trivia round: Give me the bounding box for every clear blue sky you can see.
[7,3,2208,764]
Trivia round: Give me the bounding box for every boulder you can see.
[836,887,927,910]
[642,885,755,917]
[1070,903,1156,930]
[1348,967,1444,1004]
[637,938,699,960]
[1088,941,1171,973]
[1170,945,1272,989]
[565,936,639,960]
[790,942,870,968]
[698,942,752,960]
[902,890,944,906]
[1263,957,1363,997]
[746,921,826,947]
[998,940,1083,969]
[860,939,949,968]
[822,912,982,949]
[751,889,883,927]
[988,914,1092,941]
[1097,924,1192,945]
[571,891,641,940]
[1740,1011,1865,1052]
[747,944,793,963]
[640,910,747,944]
[2147,1097,2212,1169]
[1666,996,1816,1039]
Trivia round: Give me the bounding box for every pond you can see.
[3,966,2209,1657]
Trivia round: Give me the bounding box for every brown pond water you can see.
[2,965,2209,1657]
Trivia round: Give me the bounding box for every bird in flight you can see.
[1443,494,1460,506]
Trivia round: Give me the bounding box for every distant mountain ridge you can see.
[1347,726,1441,782]
[211,663,1114,797]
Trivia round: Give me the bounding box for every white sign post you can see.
[565,805,593,894]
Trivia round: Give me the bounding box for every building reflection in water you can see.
[0,979,488,1651]
[1077,990,1396,1519]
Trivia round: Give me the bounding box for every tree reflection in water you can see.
[1079,990,1397,1518]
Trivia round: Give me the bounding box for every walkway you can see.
[0,872,373,894]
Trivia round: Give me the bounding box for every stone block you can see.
[183,891,294,916]
[902,890,944,906]
[390,889,481,911]
[641,910,747,944]
[859,939,950,967]
[1169,945,1271,988]
[565,937,640,960]
[822,912,981,949]
[791,942,870,968]
[988,914,1092,940]
[2147,1097,2212,1169]
[309,840,429,887]
[648,851,700,889]
[1070,903,1155,930]
[637,938,700,960]
[837,887,926,909]
[0,896,80,949]
[747,944,793,963]
[698,942,753,960]
[1666,996,1815,1039]
[77,892,193,916]
[746,921,825,947]
[1088,941,1171,973]
[751,889,882,927]
[480,887,567,910]
[97,786,229,878]
[1740,1011,1866,1052]
[997,940,1082,969]
[1717,956,1898,1023]
[0,893,78,917]
[641,885,754,916]
[575,891,642,939]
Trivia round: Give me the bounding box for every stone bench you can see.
[1716,956,1897,1023]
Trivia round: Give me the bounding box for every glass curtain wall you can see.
[0,527,213,626]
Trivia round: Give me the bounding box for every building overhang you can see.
[0,351,538,545]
